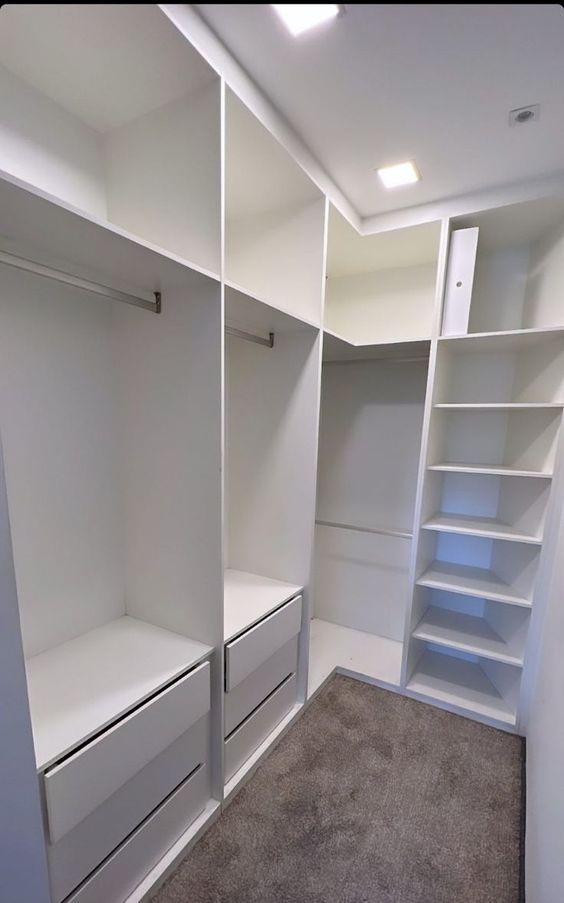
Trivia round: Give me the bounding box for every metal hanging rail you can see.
[0,249,161,313]
[315,519,412,540]
[226,325,274,348]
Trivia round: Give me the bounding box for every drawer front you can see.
[44,660,210,844]
[67,762,210,903]
[224,673,297,782]
[225,637,298,737]
[225,595,302,692]
[48,715,208,903]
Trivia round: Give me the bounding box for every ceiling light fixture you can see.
[377,160,420,189]
[272,4,341,37]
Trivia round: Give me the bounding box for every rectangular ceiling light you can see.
[377,160,420,189]
[272,4,340,37]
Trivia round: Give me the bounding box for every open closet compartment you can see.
[0,5,221,275]
[223,286,323,795]
[225,88,326,326]
[310,218,441,698]
[0,178,223,901]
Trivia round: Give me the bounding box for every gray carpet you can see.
[154,675,523,903]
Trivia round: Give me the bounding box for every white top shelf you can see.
[422,512,543,545]
[224,569,303,643]
[417,561,533,607]
[412,607,525,666]
[26,616,212,771]
[407,650,517,726]
[438,326,564,353]
[428,462,553,479]
[322,329,430,363]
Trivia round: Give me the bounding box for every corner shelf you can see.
[412,607,525,666]
[25,616,212,771]
[407,650,517,727]
[323,329,431,363]
[428,463,553,479]
[421,513,543,545]
[224,569,303,643]
[416,561,532,608]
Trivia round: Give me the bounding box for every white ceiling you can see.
[0,5,215,132]
[196,4,564,220]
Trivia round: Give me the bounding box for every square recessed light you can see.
[377,160,420,189]
[272,4,341,37]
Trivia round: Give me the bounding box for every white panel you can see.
[523,219,564,328]
[225,637,298,736]
[44,662,210,844]
[225,596,302,691]
[224,674,297,782]
[0,268,124,657]
[68,764,210,903]
[469,245,530,333]
[441,228,479,336]
[0,440,50,902]
[47,716,208,903]
[106,80,221,274]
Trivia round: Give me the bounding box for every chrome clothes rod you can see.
[316,519,412,540]
[226,325,274,348]
[0,249,161,313]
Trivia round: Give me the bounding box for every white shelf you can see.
[407,650,517,726]
[434,403,564,410]
[412,607,525,666]
[224,569,303,643]
[417,561,532,607]
[438,326,564,353]
[323,329,430,362]
[422,512,543,545]
[308,618,402,698]
[225,279,320,333]
[26,616,212,771]
[428,462,552,479]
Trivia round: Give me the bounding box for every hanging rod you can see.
[226,325,274,348]
[0,249,161,313]
[316,519,412,539]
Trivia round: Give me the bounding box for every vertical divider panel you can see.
[218,78,227,798]
[401,218,452,686]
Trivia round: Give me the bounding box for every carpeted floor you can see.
[154,675,523,903]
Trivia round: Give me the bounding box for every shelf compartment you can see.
[417,561,532,608]
[422,512,542,544]
[412,606,526,666]
[407,648,518,727]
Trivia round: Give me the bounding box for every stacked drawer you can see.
[43,661,212,903]
[224,595,302,781]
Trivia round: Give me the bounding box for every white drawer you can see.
[44,660,210,844]
[224,637,298,737]
[67,761,210,903]
[224,673,297,782]
[48,715,208,902]
[225,595,302,691]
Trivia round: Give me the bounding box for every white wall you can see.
[0,63,106,218]
[526,506,564,902]
[325,263,436,343]
[524,219,564,329]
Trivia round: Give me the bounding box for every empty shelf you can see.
[422,513,542,544]
[412,607,525,666]
[428,463,552,479]
[26,616,212,771]
[417,561,532,607]
[224,569,303,643]
[438,326,564,353]
[323,329,430,362]
[407,650,517,726]
[434,403,564,410]
[308,618,402,697]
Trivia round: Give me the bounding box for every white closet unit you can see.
[0,5,221,276]
[310,215,441,698]
[404,198,564,733]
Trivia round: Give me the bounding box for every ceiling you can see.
[196,4,564,220]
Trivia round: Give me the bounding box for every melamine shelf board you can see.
[412,607,525,666]
[407,650,516,726]
[225,279,320,332]
[308,618,402,698]
[224,569,303,643]
[422,513,543,545]
[0,170,220,304]
[434,403,564,410]
[438,326,564,353]
[428,463,552,479]
[323,329,430,363]
[26,616,212,772]
[417,561,532,608]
